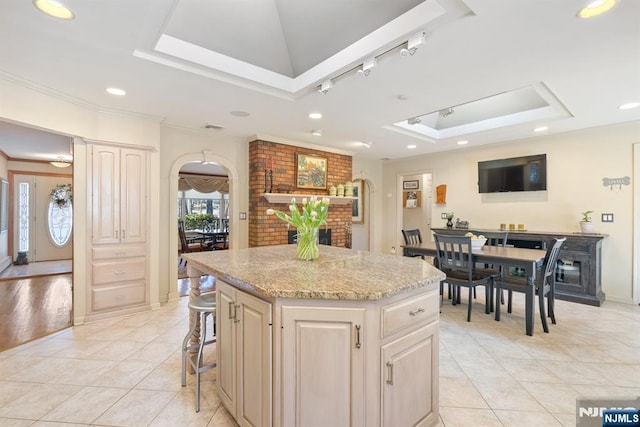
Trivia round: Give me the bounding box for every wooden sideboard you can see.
[430,228,606,306]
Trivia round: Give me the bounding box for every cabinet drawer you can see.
[92,259,146,285]
[561,240,590,253]
[381,291,438,338]
[93,244,146,260]
[92,281,146,311]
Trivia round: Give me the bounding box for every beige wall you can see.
[0,155,8,270]
[382,121,640,303]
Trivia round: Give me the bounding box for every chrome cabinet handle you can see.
[409,307,425,316]
[115,230,118,239]
[355,324,361,349]
[228,302,235,320]
[386,362,394,385]
[122,229,126,239]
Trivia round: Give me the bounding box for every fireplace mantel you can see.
[261,193,355,205]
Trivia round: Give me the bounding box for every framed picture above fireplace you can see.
[296,154,327,189]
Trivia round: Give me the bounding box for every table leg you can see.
[525,275,535,336]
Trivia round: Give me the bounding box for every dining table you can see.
[402,241,548,336]
[193,229,229,250]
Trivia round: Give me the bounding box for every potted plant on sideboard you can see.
[580,210,595,233]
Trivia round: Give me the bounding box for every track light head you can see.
[440,107,455,118]
[357,57,377,77]
[317,79,333,94]
[407,117,422,125]
[401,31,425,57]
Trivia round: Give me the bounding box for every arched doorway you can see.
[167,151,241,301]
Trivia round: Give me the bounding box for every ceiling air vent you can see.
[202,123,224,130]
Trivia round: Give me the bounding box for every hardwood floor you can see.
[0,273,72,352]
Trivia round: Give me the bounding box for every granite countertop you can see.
[183,245,444,301]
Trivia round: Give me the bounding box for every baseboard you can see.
[0,256,11,273]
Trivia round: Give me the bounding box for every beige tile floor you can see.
[0,291,638,426]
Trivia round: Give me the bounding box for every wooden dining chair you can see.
[433,233,497,322]
[494,237,566,333]
[402,228,425,260]
[178,220,209,254]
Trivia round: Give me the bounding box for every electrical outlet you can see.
[441,213,448,219]
[601,213,614,223]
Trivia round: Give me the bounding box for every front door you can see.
[13,174,72,262]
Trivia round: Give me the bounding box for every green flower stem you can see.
[296,228,319,260]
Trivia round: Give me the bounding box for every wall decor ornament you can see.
[403,180,419,190]
[602,176,630,190]
[295,153,327,189]
[50,184,73,207]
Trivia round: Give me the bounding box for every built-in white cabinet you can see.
[281,306,365,427]
[381,322,438,427]
[216,280,272,427]
[87,142,149,319]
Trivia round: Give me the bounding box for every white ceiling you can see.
[0,0,639,163]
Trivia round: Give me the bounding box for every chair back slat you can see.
[543,237,566,284]
[402,229,423,245]
[433,234,473,280]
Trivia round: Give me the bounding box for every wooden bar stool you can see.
[181,292,216,412]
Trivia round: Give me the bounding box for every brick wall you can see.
[249,139,353,247]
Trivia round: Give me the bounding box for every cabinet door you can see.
[381,322,438,427]
[216,282,237,417]
[91,145,120,245]
[282,306,365,427]
[237,291,272,427]
[120,148,146,243]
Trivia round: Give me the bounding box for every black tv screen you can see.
[478,154,547,193]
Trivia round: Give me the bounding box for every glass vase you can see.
[297,228,320,261]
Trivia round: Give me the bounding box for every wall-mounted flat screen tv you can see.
[478,154,547,193]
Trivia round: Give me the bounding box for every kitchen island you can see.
[183,245,444,427]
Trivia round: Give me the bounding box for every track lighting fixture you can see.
[400,31,425,56]
[317,79,333,94]
[357,57,377,77]
[407,117,422,125]
[440,107,455,118]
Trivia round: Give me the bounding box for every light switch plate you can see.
[239,212,247,220]
[601,213,614,222]
[441,213,448,219]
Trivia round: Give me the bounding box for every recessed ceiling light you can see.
[308,112,322,119]
[407,145,417,149]
[230,110,250,117]
[106,87,126,96]
[33,0,75,20]
[311,129,323,136]
[533,126,549,132]
[619,102,640,110]
[577,0,617,18]
[457,140,469,145]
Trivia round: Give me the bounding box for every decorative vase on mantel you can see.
[297,228,320,261]
[446,218,453,228]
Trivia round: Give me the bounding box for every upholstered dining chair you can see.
[433,233,497,322]
[494,237,566,333]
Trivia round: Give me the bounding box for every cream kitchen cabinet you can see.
[216,280,272,427]
[281,306,366,427]
[381,322,439,427]
[87,142,149,319]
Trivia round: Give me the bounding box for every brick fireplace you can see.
[248,139,352,248]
